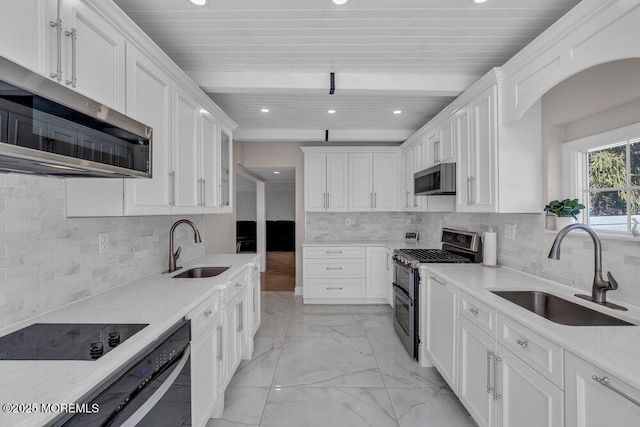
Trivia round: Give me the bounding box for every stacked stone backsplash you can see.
[415,212,640,307]
[305,212,411,241]
[305,210,640,306]
[0,174,205,329]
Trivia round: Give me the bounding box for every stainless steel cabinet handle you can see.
[202,179,206,206]
[493,354,502,401]
[486,350,493,393]
[64,28,77,87]
[592,375,640,407]
[169,171,176,206]
[49,18,62,82]
[516,339,528,348]
[430,276,446,286]
[238,301,243,332]
[406,191,410,208]
[466,177,472,206]
[325,267,343,270]
[470,308,479,315]
[374,192,377,209]
[370,192,373,209]
[326,287,343,290]
[469,176,476,206]
[325,251,343,254]
[323,192,326,209]
[434,141,440,163]
[216,325,223,360]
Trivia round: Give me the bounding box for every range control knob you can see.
[108,331,121,347]
[90,342,104,359]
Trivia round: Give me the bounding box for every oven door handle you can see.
[120,345,191,427]
[392,283,411,300]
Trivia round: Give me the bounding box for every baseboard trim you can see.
[294,286,303,296]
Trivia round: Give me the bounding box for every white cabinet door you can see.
[0,0,46,73]
[124,43,173,215]
[426,274,458,393]
[191,316,222,427]
[239,287,251,359]
[401,147,414,211]
[565,352,640,427]
[304,153,327,212]
[349,153,373,211]
[495,344,563,427]
[366,247,387,299]
[385,248,393,307]
[469,86,497,212]
[326,153,348,211]
[439,117,456,163]
[217,128,233,212]
[172,84,201,213]
[372,152,398,211]
[456,106,472,209]
[458,317,496,427]
[426,132,438,167]
[223,299,239,387]
[201,111,218,212]
[62,1,125,111]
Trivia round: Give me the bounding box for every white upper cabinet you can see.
[0,0,46,73]
[303,150,348,212]
[349,151,399,212]
[171,83,201,213]
[123,43,173,216]
[200,112,218,213]
[217,128,233,213]
[456,85,497,213]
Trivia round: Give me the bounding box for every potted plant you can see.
[544,199,585,230]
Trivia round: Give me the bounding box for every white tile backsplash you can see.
[305,210,640,307]
[0,174,205,329]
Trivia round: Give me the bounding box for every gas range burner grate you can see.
[397,249,470,263]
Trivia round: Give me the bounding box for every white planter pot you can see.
[555,216,576,230]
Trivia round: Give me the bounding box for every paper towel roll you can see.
[482,231,497,266]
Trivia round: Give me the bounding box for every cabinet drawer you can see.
[497,313,564,388]
[304,279,366,298]
[225,270,248,303]
[189,292,221,339]
[303,246,365,259]
[460,292,497,339]
[303,259,366,278]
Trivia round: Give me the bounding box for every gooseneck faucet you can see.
[169,219,202,273]
[548,223,621,308]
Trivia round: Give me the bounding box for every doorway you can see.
[249,167,296,292]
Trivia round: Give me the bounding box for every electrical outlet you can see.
[345,218,351,226]
[406,217,412,225]
[504,224,516,240]
[99,232,110,253]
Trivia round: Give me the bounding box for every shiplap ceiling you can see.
[113,0,581,142]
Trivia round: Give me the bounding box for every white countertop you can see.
[419,264,640,391]
[302,239,432,249]
[0,253,259,427]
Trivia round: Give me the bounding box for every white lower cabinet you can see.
[191,314,223,427]
[425,274,458,393]
[458,316,563,427]
[565,352,640,427]
[385,247,393,307]
[366,247,388,300]
[251,263,261,336]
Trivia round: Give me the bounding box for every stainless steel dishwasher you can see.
[50,319,191,427]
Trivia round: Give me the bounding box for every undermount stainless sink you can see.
[491,290,634,326]
[172,266,230,279]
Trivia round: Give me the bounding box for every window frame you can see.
[562,122,640,236]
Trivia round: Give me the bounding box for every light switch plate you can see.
[504,224,516,240]
[99,232,110,253]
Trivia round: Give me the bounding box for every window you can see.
[580,138,640,233]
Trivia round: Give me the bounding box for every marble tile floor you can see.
[207,292,475,427]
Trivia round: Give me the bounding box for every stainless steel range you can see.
[392,228,482,359]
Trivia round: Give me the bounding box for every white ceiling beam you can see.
[234,128,412,142]
[188,71,478,97]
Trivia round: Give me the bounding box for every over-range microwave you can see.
[414,163,456,195]
[0,56,152,178]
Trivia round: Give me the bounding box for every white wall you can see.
[266,181,295,221]
[236,174,257,221]
[541,58,640,201]
[0,174,205,329]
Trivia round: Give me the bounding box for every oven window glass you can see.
[394,265,410,288]
[394,291,411,336]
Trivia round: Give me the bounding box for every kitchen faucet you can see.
[548,223,626,310]
[168,219,202,273]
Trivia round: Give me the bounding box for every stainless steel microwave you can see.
[414,163,456,195]
[0,56,152,178]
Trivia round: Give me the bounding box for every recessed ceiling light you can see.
[332,0,350,5]
[261,108,270,113]
[273,171,281,174]
[328,109,336,114]
[473,0,488,3]
[393,110,402,115]
[189,0,207,5]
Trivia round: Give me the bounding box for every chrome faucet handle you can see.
[174,246,182,261]
[607,271,619,290]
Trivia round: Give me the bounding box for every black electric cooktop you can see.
[0,323,148,361]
